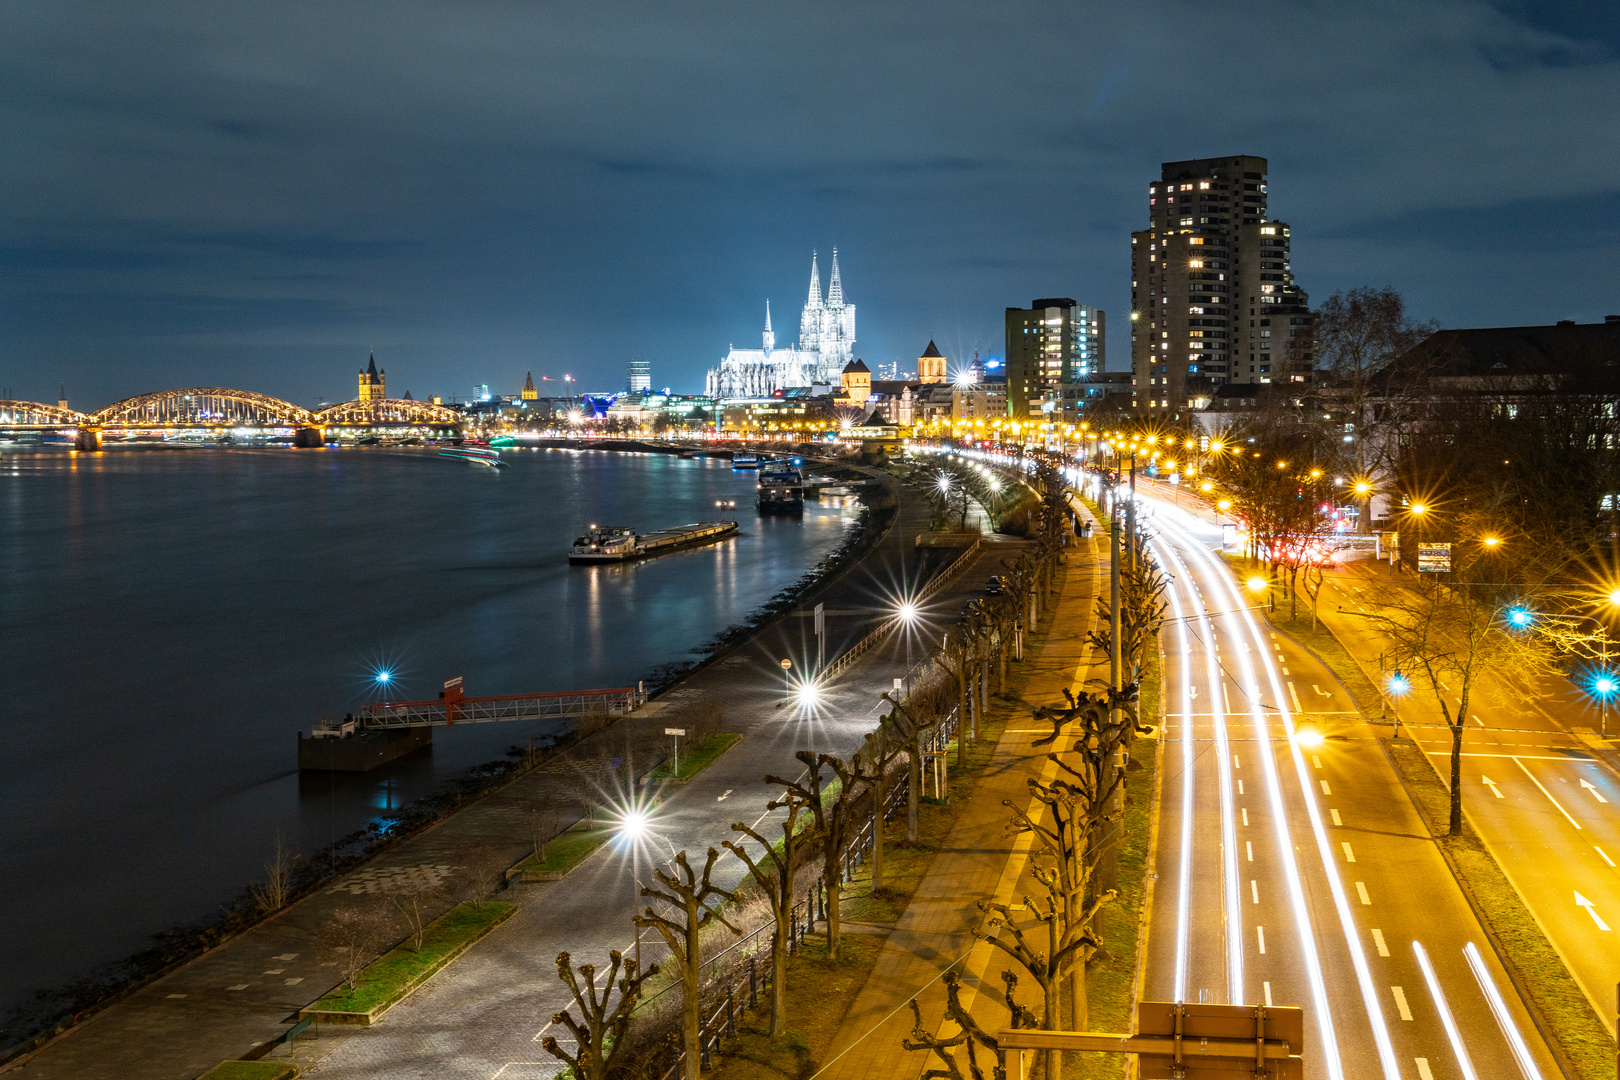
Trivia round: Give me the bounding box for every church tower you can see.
[522,372,538,400]
[358,353,385,401]
[918,341,947,384]
[763,300,775,355]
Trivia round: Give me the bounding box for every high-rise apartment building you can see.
[627,359,652,393]
[1004,299,1105,417]
[1130,155,1311,418]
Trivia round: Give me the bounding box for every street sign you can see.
[1418,542,1452,573]
[780,658,792,670]
[664,728,686,736]
[814,602,824,634]
[443,676,463,689]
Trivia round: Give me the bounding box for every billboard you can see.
[1417,542,1452,573]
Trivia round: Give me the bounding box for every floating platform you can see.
[297,726,432,772]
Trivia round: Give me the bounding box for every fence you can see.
[357,687,642,729]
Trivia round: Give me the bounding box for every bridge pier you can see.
[74,427,101,451]
[293,426,325,448]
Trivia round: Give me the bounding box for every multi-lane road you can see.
[1319,558,1620,1042]
[1131,489,1562,1080]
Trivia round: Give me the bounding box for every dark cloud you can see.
[1,0,1617,406]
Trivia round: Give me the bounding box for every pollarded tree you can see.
[765,750,866,953]
[541,950,659,1080]
[723,790,814,1037]
[633,849,739,1080]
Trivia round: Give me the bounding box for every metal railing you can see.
[356,687,642,729]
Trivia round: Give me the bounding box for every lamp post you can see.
[1388,672,1410,739]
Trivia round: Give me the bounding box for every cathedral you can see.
[706,250,857,399]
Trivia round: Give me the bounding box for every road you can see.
[1128,487,1561,1080]
[1319,556,1620,1038]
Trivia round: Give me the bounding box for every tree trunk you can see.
[826,872,842,955]
[1043,918,1062,1080]
[682,926,701,1080]
[770,922,788,1036]
[1450,695,1468,837]
[872,769,885,890]
[908,738,920,843]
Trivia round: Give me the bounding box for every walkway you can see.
[819,526,1109,1080]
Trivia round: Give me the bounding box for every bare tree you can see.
[385,874,447,952]
[633,849,739,1080]
[321,904,395,993]
[458,844,509,908]
[723,789,813,1037]
[541,950,659,1080]
[904,969,1036,1080]
[1360,576,1560,835]
[250,834,298,915]
[526,796,563,864]
[765,750,865,953]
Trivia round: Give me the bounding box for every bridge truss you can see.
[315,399,463,426]
[0,401,89,426]
[359,687,642,729]
[91,388,314,427]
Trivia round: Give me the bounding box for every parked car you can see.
[984,575,1005,596]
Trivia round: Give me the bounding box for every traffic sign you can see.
[1418,542,1452,573]
[664,728,686,736]
[999,1002,1304,1080]
[780,658,792,669]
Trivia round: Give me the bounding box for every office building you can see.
[1004,300,1104,417]
[627,359,652,393]
[1130,155,1312,418]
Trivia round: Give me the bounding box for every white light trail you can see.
[1155,506,1403,1080]
[1464,941,1546,1080]
[1151,537,1243,1003]
[1414,940,1480,1080]
[1159,541,1197,1002]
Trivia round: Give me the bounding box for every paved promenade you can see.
[4,478,1021,1080]
[818,527,1109,1080]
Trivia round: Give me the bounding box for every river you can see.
[0,444,856,1024]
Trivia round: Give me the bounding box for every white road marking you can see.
[1415,1059,1434,1080]
[1251,880,1259,903]
[1330,809,1342,826]
[1264,981,1273,1006]
[1234,754,1241,768]
[1289,683,1304,712]
[1312,755,1322,769]
[1321,780,1332,795]
[1313,684,1332,698]
[1515,758,1583,830]
[1483,777,1504,798]
[1356,882,1371,905]
[1342,842,1356,863]
[1371,929,1389,956]
[1246,841,1253,862]
[1391,985,1413,1020]
[1242,808,1249,826]
[1580,778,1609,803]
[717,790,732,801]
[1575,891,1611,930]
[1238,780,1244,795]
[1257,925,1266,953]
[1598,846,1616,867]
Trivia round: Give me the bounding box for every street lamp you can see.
[1595,674,1617,737]
[1388,672,1410,737]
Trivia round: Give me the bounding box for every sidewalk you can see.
[818,533,1110,1080]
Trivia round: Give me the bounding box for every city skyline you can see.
[3,2,1618,407]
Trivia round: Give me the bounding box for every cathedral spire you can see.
[762,300,775,353]
[807,251,823,308]
[827,248,844,307]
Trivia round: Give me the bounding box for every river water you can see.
[0,445,856,1024]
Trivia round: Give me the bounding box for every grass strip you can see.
[197,1065,298,1080]
[648,732,743,781]
[511,823,616,881]
[304,901,515,1022]
[1383,737,1613,1080]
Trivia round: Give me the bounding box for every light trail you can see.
[1414,940,1479,1080]
[1464,941,1547,1080]
[1158,538,1198,1002]
[1153,505,1402,1080]
[1150,536,1243,1003]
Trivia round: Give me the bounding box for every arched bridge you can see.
[0,388,464,441]
[92,388,315,427]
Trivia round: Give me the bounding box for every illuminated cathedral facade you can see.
[706,250,857,399]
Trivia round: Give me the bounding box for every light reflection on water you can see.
[0,444,854,1017]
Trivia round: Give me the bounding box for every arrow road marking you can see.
[1575,891,1611,931]
[1483,777,1504,798]
[1313,684,1333,698]
[1580,778,1609,803]
[717,790,732,801]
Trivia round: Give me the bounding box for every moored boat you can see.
[570,520,739,562]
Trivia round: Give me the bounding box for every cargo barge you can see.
[570,520,739,562]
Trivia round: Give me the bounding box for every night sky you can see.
[2,1,1617,408]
